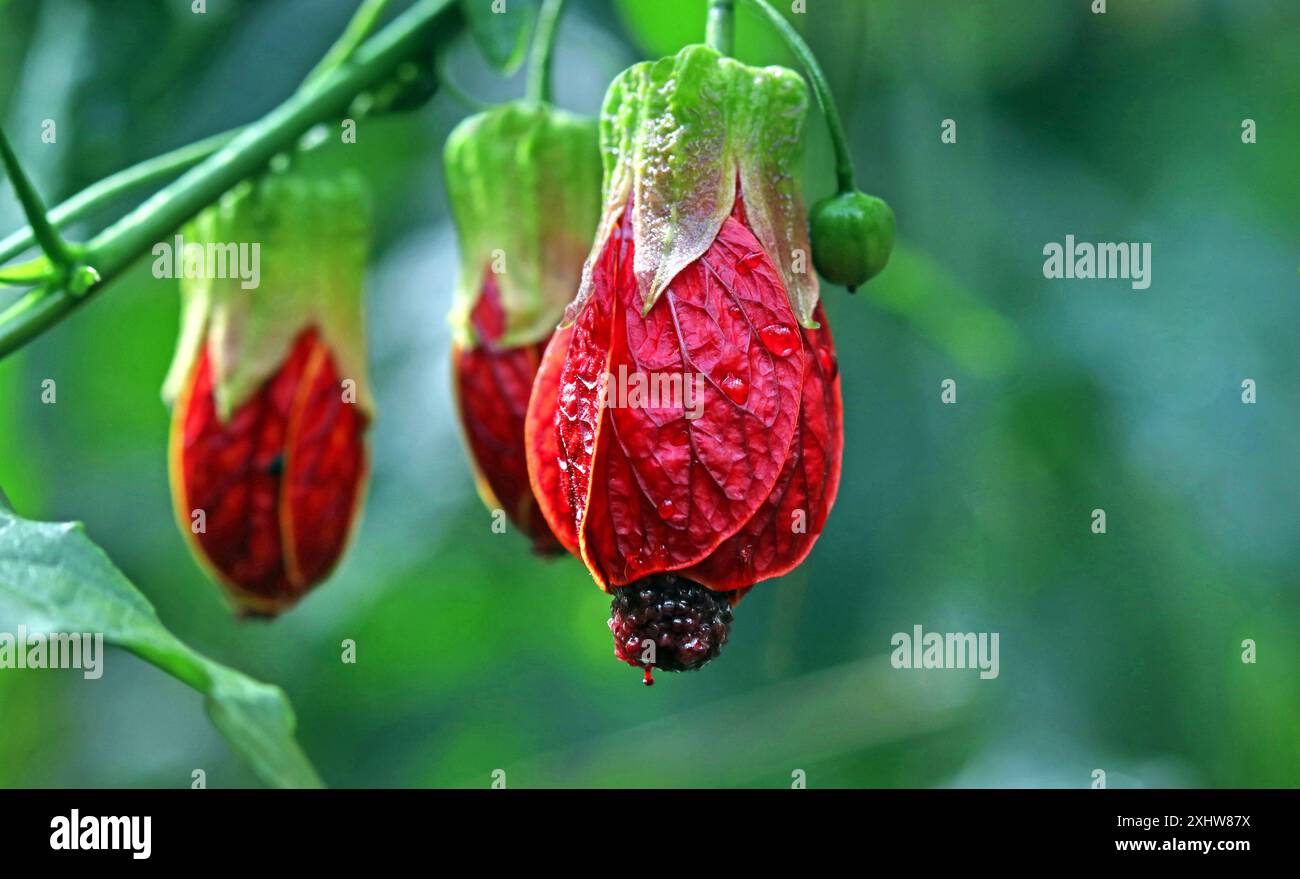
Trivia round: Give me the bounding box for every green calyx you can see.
[161,168,373,419]
[810,190,895,291]
[444,100,601,349]
[567,44,819,328]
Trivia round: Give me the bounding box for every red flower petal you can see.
[524,323,580,555]
[171,328,368,615]
[556,201,806,589]
[468,265,507,346]
[455,271,563,554]
[282,336,370,587]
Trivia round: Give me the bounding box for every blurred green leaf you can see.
[460,0,538,74]
[0,500,322,789]
[861,241,1022,378]
[476,655,977,787]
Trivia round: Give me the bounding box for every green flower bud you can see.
[809,190,895,292]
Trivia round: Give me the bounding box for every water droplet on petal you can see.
[758,323,798,357]
[737,251,764,274]
[657,498,675,520]
[817,347,839,379]
[560,387,580,419]
[727,304,743,319]
[669,425,690,446]
[720,372,748,405]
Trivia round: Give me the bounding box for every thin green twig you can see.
[0,0,399,272]
[706,0,736,56]
[526,0,567,104]
[0,127,77,268]
[739,0,855,193]
[304,0,395,87]
[0,0,460,360]
[0,127,240,267]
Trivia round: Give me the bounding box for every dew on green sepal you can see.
[810,190,895,292]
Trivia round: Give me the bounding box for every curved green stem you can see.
[0,0,460,360]
[0,128,77,268]
[705,0,735,56]
[304,0,395,87]
[739,0,855,193]
[0,127,240,267]
[526,0,566,104]
[1,0,400,273]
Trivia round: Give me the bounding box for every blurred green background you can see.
[0,0,1296,788]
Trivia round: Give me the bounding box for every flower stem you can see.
[739,0,855,193]
[706,0,736,56]
[303,0,395,87]
[0,0,459,360]
[0,127,241,267]
[526,0,566,104]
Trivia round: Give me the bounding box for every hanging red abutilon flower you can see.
[525,45,844,679]
[162,170,373,617]
[445,100,600,553]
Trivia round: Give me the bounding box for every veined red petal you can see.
[525,323,580,555]
[283,338,371,586]
[171,328,368,615]
[455,271,563,554]
[557,200,806,589]
[682,302,842,591]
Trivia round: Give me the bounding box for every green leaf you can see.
[0,502,323,788]
[460,0,538,73]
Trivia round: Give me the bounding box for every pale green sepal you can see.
[565,45,819,328]
[444,100,601,349]
[161,169,373,420]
